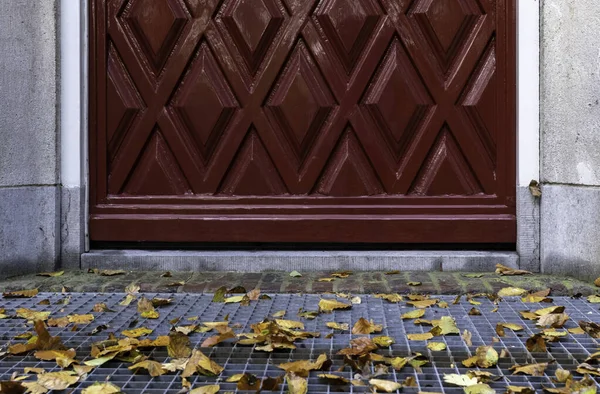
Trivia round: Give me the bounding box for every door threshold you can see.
[81,250,519,272]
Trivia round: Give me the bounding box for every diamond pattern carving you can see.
[407,0,484,73]
[314,0,383,73]
[265,40,336,162]
[121,0,189,74]
[362,37,434,161]
[169,42,239,163]
[220,0,285,75]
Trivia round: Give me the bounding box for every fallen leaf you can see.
[16,309,50,321]
[385,270,401,275]
[579,321,600,338]
[498,287,528,297]
[92,303,113,313]
[37,371,79,391]
[535,305,565,316]
[318,277,335,282]
[373,336,395,347]
[34,349,76,368]
[369,379,402,392]
[402,309,426,319]
[182,349,224,377]
[275,319,305,330]
[326,322,349,331]
[261,376,283,391]
[537,313,569,328]
[331,271,352,278]
[37,271,64,277]
[278,353,329,376]
[189,385,220,394]
[495,264,532,276]
[338,337,378,356]
[289,270,302,277]
[427,342,447,351]
[68,314,94,325]
[569,327,586,335]
[526,333,547,352]
[317,373,350,384]
[469,308,481,316]
[81,382,122,394]
[407,299,438,309]
[286,373,307,394]
[463,273,484,278]
[96,269,126,276]
[168,332,192,358]
[407,332,434,341]
[122,327,153,338]
[297,309,319,319]
[576,363,600,377]
[462,346,498,368]
[201,326,235,347]
[247,288,261,301]
[407,282,422,286]
[374,294,403,303]
[352,318,383,334]
[431,316,460,336]
[3,289,39,298]
[318,299,352,313]
[237,373,261,391]
[129,360,166,377]
[510,362,549,376]
[443,374,478,387]
[224,295,249,304]
[464,383,495,394]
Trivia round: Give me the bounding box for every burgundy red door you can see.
[90,0,516,243]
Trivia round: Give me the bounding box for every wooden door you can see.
[90,0,516,243]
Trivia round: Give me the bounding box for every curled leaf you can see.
[352,318,383,334]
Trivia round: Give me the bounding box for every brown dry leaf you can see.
[331,271,352,278]
[469,308,481,316]
[37,371,79,390]
[81,382,122,394]
[122,327,153,338]
[34,320,65,351]
[286,373,308,394]
[462,330,473,346]
[326,322,349,331]
[595,278,600,287]
[275,319,304,330]
[407,281,422,286]
[150,297,172,307]
[407,332,434,341]
[37,271,64,277]
[201,326,235,348]
[338,337,378,356]
[576,363,600,376]
[129,360,166,377]
[374,294,403,303]
[95,269,126,276]
[402,309,426,320]
[537,313,569,328]
[526,333,547,352]
[247,289,261,301]
[495,264,532,276]
[352,318,383,334]
[237,373,261,391]
[3,289,39,298]
[318,299,352,313]
[278,353,329,376]
[34,349,76,367]
[182,349,224,377]
[579,321,600,338]
[92,303,113,313]
[0,381,26,394]
[407,299,438,309]
[510,362,549,376]
[369,379,402,392]
[261,376,283,391]
[535,306,565,316]
[317,373,350,384]
[21,381,47,394]
[68,314,94,325]
[168,331,192,358]
[522,288,552,303]
[189,385,220,394]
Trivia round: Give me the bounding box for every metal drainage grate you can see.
[0,293,598,393]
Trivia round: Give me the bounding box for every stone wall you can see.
[0,0,60,277]
[540,0,600,279]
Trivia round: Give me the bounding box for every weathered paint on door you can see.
[90,0,516,243]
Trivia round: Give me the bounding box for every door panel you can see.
[90,0,516,243]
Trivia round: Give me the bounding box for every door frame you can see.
[61,0,539,258]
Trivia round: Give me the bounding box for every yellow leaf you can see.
[443,374,478,387]
[68,314,94,324]
[464,383,495,394]
[128,360,166,377]
[275,319,304,329]
[569,327,586,334]
[190,385,220,394]
[374,293,403,303]
[21,381,49,394]
[317,374,350,384]
[272,310,286,318]
[182,349,224,377]
[497,287,528,297]
[226,374,245,382]
[536,313,569,328]
[373,336,395,347]
[278,353,329,375]
[535,305,564,316]
[37,271,65,277]
[47,317,70,328]
[122,327,153,338]
[495,264,532,276]
[95,270,126,276]
[407,299,438,309]
[427,342,447,351]
[3,288,39,298]
[318,278,335,282]
[407,282,422,286]
[84,355,116,367]
[402,309,425,319]
[286,373,307,394]
[369,379,402,392]
[73,365,94,377]
[289,271,302,277]
[168,332,192,358]
[224,295,247,304]
[82,382,122,394]
[141,310,159,319]
[510,362,548,376]
[407,332,434,341]
[498,323,524,331]
[16,308,50,321]
[119,294,136,306]
[37,371,79,390]
[431,316,460,336]
[337,337,378,356]
[352,317,383,334]
[318,299,352,313]
[326,322,349,331]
